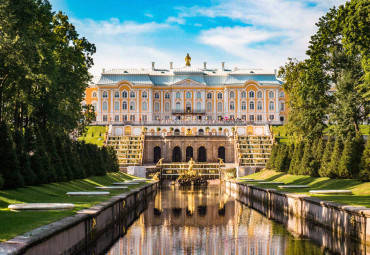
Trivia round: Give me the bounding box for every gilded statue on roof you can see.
[185,53,191,66]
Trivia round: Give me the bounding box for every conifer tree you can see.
[0,174,3,189]
[352,133,365,177]
[338,136,355,179]
[275,144,290,172]
[44,133,65,182]
[0,121,24,189]
[289,141,304,175]
[55,136,73,180]
[319,138,333,177]
[32,130,54,184]
[266,144,279,169]
[299,140,319,176]
[315,136,326,164]
[327,137,343,178]
[79,141,93,177]
[108,147,119,172]
[359,140,370,181]
[68,138,86,179]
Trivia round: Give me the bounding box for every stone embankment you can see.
[0,181,159,255]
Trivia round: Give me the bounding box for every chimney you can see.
[152,62,155,71]
[221,62,225,71]
[102,68,105,73]
[170,62,173,69]
[203,62,207,69]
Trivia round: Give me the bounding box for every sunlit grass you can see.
[78,126,106,146]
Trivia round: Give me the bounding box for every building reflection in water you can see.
[106,185,325,255]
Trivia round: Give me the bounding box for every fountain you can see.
[176,158,207,186]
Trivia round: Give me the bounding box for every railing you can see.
[92,120,284,126]
[145,131,231,137]
[171,109,206,114]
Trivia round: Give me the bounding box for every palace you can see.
[83,54,287,173]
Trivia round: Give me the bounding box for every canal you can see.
[81,184,362,254]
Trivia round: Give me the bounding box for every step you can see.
[309,190,352,194]
[8,203,75,211]
[66,191,110,196]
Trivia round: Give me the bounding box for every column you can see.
[236,89,240,118]
[224,88,228,116]
[213,91,216,120]
[275,89,279,122]
[136,90,140,121]
[149,88,153,121]
[97,88,101,121]
[110,89,113,121]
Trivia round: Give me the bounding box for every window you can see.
[280,91,285,97]
[257,115,263,121]
[196,101,201,110]
[122,115,127,121]
[249,115,254,121]
[92,91,97,97]
[102,101,108,111]
[217,102,223,112]
[207,92,212,99]
[249,91,255,98]
[165,102,170,111]
[114,101,119,110]
[242,115,246,120]
[269,91,275,98]
[176,91,181,99]
[207,102,212,112]
[280,102,285,111]
[130,101,135,110]
[280,116,285,122]
[103,115,108,121]
[165,92,170,99]
[176,102,181,110]
[186,91,191,99]
[142,101,147,111]
[122,101,127,110]
[114,91,119,98]
[217,92,223,99]
[269,115,275,121]
[142,91,148,98]
[122,91,128,98]
[142,115,147,121]
[114,115,119,122]
[269,101,274,110]
[154,92,160,99]
[249,101,255,110]
[196,91,202,99]
[257,91,263,98]
[154,102,160,111]
[257,101,263,110]
[130,115,135,122]
[241,101,247,110]
[241,91,246,98]
[130,91,136,98]
[102,91,108,98]
[230,115,235,120]
[230,91,235,98]
[230,101,235,110]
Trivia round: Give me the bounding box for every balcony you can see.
[171,109,206,114]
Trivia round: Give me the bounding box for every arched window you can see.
[92,91,97,97]
[217,92,223,99]
[196,101,201,110]
[280,102,285,111]
[176,91,181,99]
[114,101,120,110]
[269,91,275,98]
[114,91,119,98]
[122,91,128,98]
[154,102,160,111]
[165,102,170,111]
[154,92,159,99]
[130,101,135,110]
[207,102,212,112]
[122,101,127,110]
[249,91,255,98]
[102,91,108,98]
[207,92,212,99]
[102,101,108,110]
[130,91,135,98]
[165,92,170,99]
[269,101,274,110]
[249,101,255,110]
[241,101,246,110]
[257,91,263,98]
[196,91,201,99]
[142,91,148,98]
[241,91,246,98]
[217,102,223,112]
[142,101,148,111]
[279,91,285,97]
[186,91,191,99]
[176,102,181,110]
[257,101,263,110]
[229,91,235,98]
[229,101,235,110]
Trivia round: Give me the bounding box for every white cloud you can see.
[166,16,186,25]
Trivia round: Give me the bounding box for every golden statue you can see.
[218,158,224,165]
[185,128,193,136]
[185,53,191,66]
[188,158,195,175]
[156,158,163,167]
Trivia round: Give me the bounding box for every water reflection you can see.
[105,185,329,255]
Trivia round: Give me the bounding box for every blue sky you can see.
[50,0,346,75]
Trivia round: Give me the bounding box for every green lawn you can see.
[78,126,106,146]
[239,170,370,208]
[0,172,147,241]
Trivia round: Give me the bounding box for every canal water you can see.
[98,184,345,255]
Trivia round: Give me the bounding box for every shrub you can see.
[327,137,343,178]
[359,140,370,181]
[156,127,161,132]
[169,127,174,131]
[319,138,334,177]
[218,127,222,131]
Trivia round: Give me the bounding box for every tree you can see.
[44,133,66,182]
[108,147,119,172]
[266,144,279,169]
[0,121,24,189]
[288,141,304,175]
[0,174,3,189]
[319,138,334,177]
[314,136,326,163]
[359,140,370,181]
[275,144,290,172]
[55,135,73,180]
[32,130,55,184]
[338,136,355,179]
[327,137,343,178]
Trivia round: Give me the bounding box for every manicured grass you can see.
[0,172,147,242]
[78,126,106,146]
[240,170,370,208]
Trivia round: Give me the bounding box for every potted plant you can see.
[218,127,222,134]
[170,127,174,132]
[156,127,161,132]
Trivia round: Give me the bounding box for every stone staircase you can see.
[106,136,144,167]
[236,135,273,167]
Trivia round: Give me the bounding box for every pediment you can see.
[171,79,206,87]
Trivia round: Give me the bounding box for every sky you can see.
[49,0,347,76]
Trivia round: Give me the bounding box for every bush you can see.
[156,127,161,132]
[359,140,370,181]
[169,127,174,131]
[218,127,222,131]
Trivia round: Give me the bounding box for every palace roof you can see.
[96,65,283,86]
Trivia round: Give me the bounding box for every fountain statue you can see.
[176,158,207,186]
[156,158,164,167]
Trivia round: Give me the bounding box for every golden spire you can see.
[185,53,191,66]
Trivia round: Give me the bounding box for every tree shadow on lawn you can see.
[264,173,287,182]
